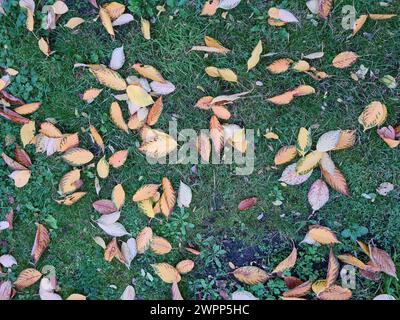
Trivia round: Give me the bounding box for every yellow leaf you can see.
[132,184,160,202]
[53,1,69,15]
[64,17,85,29]
[152,263,181,283]
[337,254,367,270]
[274,145,297,165]
[296,150,323,175]
[150,236,172,255]
[292,85,316,96]
[38,38,52,57]
[332,51,359,69]
[312,280,327,295]
[247,40,262,71]
[218,68,238,82]
[56,192,87,205]
[14,102,41,115]
[138,199,156,218]
[9,170,31,188]
[40,122,63,138]
[97,156,110,179]
[353,15,368,35]
[88,64,127,91]
[332,130,356,151]
[103,2,125,20]
[139,132,177,158]
[141,18,151,40]
[58,169,81,195]
[126,84,154,108]
[20,121,36,147]
[272,246,297,273]
[292,60,310,72]
[204,36,230,53]
[176,260,195,274]
[58,133,79,153]
[369,14,397,20]
[358,101,387,131]
[264,131,279,140]
[132,64,166,83]
[99,7,115,38]
[112,184,125,209]
[110,101,129,132]
[62,148,94,166]
[296,127,312,156]
[82,88,102,103]
[233,266,269,285]
[306,225,340,245]
[89,125,105,152]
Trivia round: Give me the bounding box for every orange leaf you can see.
[109,150,128,168]
[31,223,50,264]
[146,97,163,126]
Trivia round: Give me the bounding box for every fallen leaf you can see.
[279,163,313,185]
[247,40,262,71]
[272,246,297,273]
[62,148,94,166]
[141,18,151,40]
[274,145,297,165]
[65,17,85,29]
[31,223,50,264]
[150,236,172,255]
[233,266,269,285]
[177,181,192,208]
[109,150,128,168]
[152,263,181,283]
[332,51,359,69]
[176,260,195,274]
[14,268,42,289]
[308,179,329,211]
[136,227,153,254]
[237,197,257,211]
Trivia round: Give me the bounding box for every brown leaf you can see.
[326,248,339,287]
[283,281,312,298]
[318,285,352,300]
[92,199,118,214]
[14,145,32,168]
[31,223,50,264]
[14,268,42,289]
[284,276,304,290]
[369,245,398,279]
[237,197,257,211]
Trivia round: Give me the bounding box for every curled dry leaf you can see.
[272,246,297,273]
[172,282,184,300]
[31,223,50,264]
[247,40,262,71]
[283,281,312,298]
[233,266,269,285]
[326,248,339,287]
[377,126,399,148]
[237,197,257,211]
[152,263,181,284]
[308,179,329,211]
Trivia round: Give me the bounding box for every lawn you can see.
[0,0,399,300]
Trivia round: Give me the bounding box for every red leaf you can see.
[0,107,30,124]
[92,199,118,215]
[0,90,25,105]
[238,197,257,211]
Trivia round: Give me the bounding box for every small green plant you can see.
[341,225,369,242]
[128,0,160,18]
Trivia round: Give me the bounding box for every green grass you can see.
[1,0,400,300]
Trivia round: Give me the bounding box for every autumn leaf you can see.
[308,179,329,211]
[146,97,163,126]
[65,17,85,29]
[316,130,341,152]
[82,88,102,103]
[332,51,359,69]
[321,165,349,196]
[89,125,105,152]
[126,84,154,107]
[337,254,368,270]
[58,169,81,195]
[172,282,184,300]
[282,281,312,298]
[160,177,176,218]
[296,127,312,157]
[302,225,340,245]
[247,40,262,71]
[99,7,115,38]
[150,236,172,255]
[279,163,313,186]
[326,248,339,287]
[132,184,160,202]
[353,15,368,35]
[111,184,125,210]
[296,151,323,175]
[141,18,151,40]
[318,285,352,300]
[88,64,127,91]
[267,58,293,74]
[136,227,153,254]
[110,101,129,132]
[97,156,110,179]
[333,130,356,150]
[210,115,224,153]
[152,263,181,283]
[138,199,156,218]
[176,260,195,274]
[237,197,257,211]
[109,150,128,168]
[14,102,41,115]
[272,246,297,273]
[201,0,220,16]
[20,121,36,147]
[92,199,117,215]
[233,266,269,285]
[177,181,192,208]
[369,245,398,279]
[9,170,31,188]
[14,268,42,289]
[103,2,125,20]
[318,0,333,19]
[62,148,94,166]
[274,145,297,165]
[358,101,387,131]
[31,223,50,264]
[56,192,87,205]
